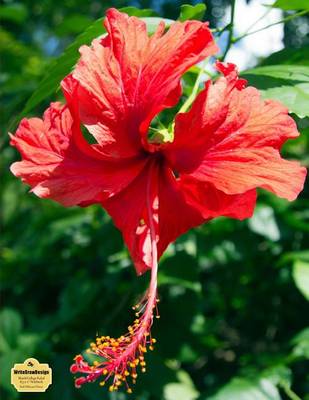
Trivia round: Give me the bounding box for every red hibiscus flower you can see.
[10,8,306,393]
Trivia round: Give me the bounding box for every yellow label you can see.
[11,358,52,392]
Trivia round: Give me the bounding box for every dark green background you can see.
[1,1,308,399]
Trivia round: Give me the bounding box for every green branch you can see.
[234,8,309,43]
[220,0,236,61]
[279,381,302,400]
[178,60,207,114]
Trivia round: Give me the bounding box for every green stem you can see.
[279,381,302,400]
[178,61,207,115]
[211,24,229,36]
[220,0,236,61]
[234,8,309,43]
[243,6,273,35]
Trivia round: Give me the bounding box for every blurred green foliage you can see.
[1,0,309,399]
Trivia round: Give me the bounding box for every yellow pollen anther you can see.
[149,345,154,351]
[132,373,138,379]
[124,370,130,376]
[151,338,157,343]
[140,361,146,367]
[103,369,108,375]
[99,381,105,386]
[127,388,133,394]
[109,385,114,392]
[141,368,146,373]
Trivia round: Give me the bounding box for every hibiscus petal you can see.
[10,103,146,206]
[157,168,205,258]
[71,8,218,158]
[103,162,204,275]
[179,176,257,220]
[165,62,307,202]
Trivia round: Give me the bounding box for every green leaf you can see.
[0,308,22,350]
[178,4,206,21]
[0,351,25,394]
[260,46,309,66]
[261,365,292,387]
[278,250,309,266]
[208,376,281,400]
[292,327,309,359]
[271,0,309,10]
[248,205,280,242]
[82,351,107,365]
[158,251,202,293]
[293,260,309,300]
[164,370,199,400]
[242,65,309,117]
[0,4,28,24]
[55,14,93,36]
[21,17,105,116]
[21,8,168,117]
[141,16,174,34]
[121,6,157,17]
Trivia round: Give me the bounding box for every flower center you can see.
[147,126,174,145]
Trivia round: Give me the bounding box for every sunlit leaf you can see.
[271,0,309,10]
[248,205,280,242]
[164,370,199,400]
[260,46,309,66]
[178,4,206,21]
[208,376,281,400]
[293,260,309,300]
[242,65,309,117]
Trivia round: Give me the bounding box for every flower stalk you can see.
[70,164,160,394]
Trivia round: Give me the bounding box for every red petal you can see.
[157,168,204,258]
[179,176,257,220]
[165,63,307,202]
[103,162,204,275]
[10,103,146,206]
[70,8,218,157]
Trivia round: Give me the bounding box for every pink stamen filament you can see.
[71,163,159,393]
